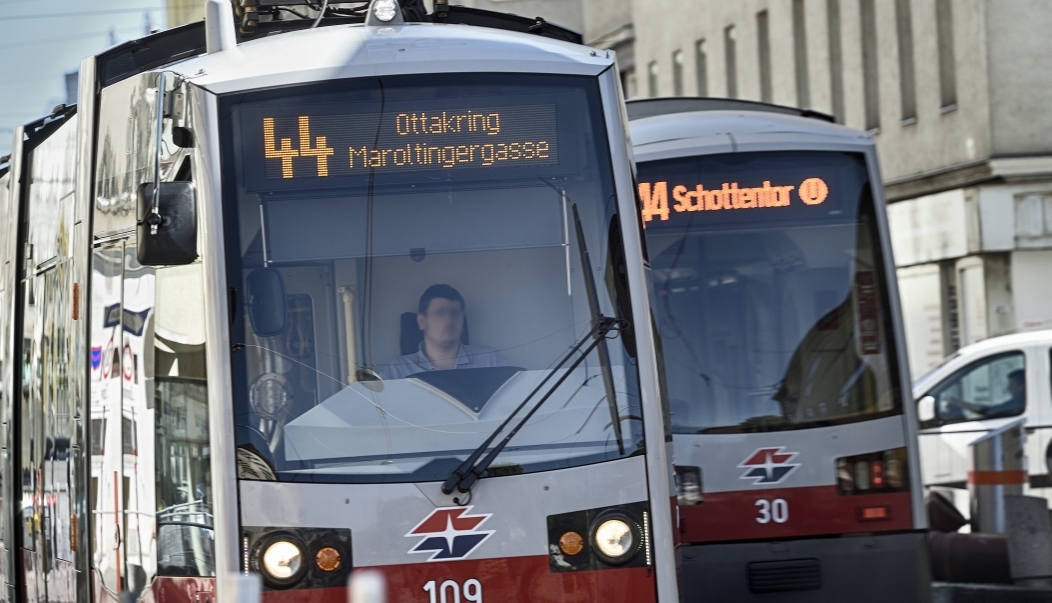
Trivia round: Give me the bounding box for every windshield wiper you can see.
[440,316,620,499]
[441,203,627,499]
[570,202,626,456]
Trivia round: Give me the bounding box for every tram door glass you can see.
[638,151,903,433]
[89,69,213,598]
[222,73,645,484]
[16,113,79,602]
[0,169,10,595]
[89,243,213,598]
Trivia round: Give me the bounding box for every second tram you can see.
[628,98,931,602]
[0,2,679,602]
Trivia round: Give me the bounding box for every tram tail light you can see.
[558,531,584,556]
[836,448,909,496]
[872,460,885,489]
[858,505,891,521]
[316,546,341,572]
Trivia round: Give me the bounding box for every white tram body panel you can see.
[0,4,677,603]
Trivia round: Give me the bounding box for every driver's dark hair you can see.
[419,284,464,315]
[1009,369,1025,384]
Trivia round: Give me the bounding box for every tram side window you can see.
[929,352,1025,425]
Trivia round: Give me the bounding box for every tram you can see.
[628,98,931,602]
[0,1,680,601]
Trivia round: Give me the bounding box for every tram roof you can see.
[165,21,613,95]
[628,97,874,161]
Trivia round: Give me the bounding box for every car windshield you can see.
[221,74,644,483]
[638,150,903,433]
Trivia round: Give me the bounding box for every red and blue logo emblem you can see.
[405,506,494,561]
[739,447,800,485]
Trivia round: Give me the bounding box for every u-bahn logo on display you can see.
[739,447,801,485]
[405,506,494,561]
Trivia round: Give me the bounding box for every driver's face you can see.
[418,298,464,348]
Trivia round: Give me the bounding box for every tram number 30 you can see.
[755,498,789,524]
[423,579,483,603]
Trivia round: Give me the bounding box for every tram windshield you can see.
[221,74,644,483]
[638,151,903,434]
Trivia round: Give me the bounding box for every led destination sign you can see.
[639,177,830,226]
[258,104,559,181]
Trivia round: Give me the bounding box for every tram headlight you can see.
[589,512,641,565]
[261,539,306,585]
[372,0,399,22]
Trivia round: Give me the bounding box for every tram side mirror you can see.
[136,182,198,266]
[247,268,287,337]
[918,395,936,424]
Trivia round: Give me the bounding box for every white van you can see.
[913,330,1052,519]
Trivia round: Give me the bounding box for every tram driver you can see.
[380,284,509,379]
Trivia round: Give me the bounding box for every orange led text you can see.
[639,178,828,225]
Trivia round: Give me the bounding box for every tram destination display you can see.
[636,152,869,228]
[241,102,561,191]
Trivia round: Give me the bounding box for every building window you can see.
[936,0,957,109]
[673,50,685,96]
[1015,193,1052,244]
[696,39,709,96]
[757,11,772,103]
[724,25,738,99]
[793,0,811,108]
[860,0,880,130]
[648,61,659,98]
[896,0,917,122]
[827,0,844,123]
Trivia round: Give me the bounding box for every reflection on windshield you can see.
[222,74,644,483]
[640,151,902,434]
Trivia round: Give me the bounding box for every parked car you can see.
[913,330,1052,521]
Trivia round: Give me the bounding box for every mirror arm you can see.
[150,72,166,235]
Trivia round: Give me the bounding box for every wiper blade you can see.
[570,203,626,456]
[441,316,621,498]
[441,318,611,497]
[441,202,627,498]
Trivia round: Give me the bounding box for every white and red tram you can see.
[0,2,679,601]
[628,98,932,602]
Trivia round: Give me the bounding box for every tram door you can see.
[88,71,215,602]
[89,241,159,599]
[15,114,83,603]
[89,244,125,599]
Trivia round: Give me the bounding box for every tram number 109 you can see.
[755,498,789,524]
[423,579,483,603]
